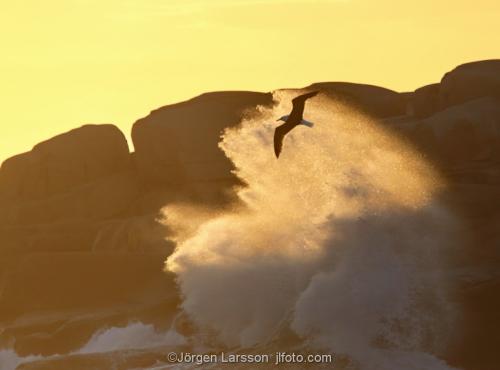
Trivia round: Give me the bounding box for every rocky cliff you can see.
[1,60,499,370]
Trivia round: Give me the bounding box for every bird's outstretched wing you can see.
[274,125,286,158]
[290,91,319,120]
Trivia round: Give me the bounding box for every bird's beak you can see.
[276,118,281,121]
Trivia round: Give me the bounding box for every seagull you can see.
[274,91,319,158]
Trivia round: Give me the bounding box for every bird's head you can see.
[276,114,289,122]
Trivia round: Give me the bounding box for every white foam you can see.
[165,92,460,369]
[77,322,186,354]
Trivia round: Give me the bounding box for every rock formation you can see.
[1,60,499,370]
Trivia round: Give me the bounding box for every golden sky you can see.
[1,0,499,163]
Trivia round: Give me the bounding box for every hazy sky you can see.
[1,0,499,162]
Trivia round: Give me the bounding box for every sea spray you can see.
[164,91,458,369]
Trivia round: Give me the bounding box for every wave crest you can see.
[164,92,458,370]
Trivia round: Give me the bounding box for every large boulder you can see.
[440,60,500,109]
[0,124,131,203]
[132,91,273,188]
[421,97,500,163]
[394,97,500,184]
[411,83,440,118]
[307,82,406,118]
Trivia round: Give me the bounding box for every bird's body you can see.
[274,91,318,158]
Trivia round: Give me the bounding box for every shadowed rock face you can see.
[396,96,500,183]
[0,61,500,370]
[411,83,441,118]
[405,60,500,121]
[440,60,500,109]
[0,124,154,259]
[132,91,274,188]
[0,124,131,203]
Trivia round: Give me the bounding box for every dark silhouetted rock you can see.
[132,91,273,188]
[424,97,500,163]
[411,83,440,118]
[395,97,500,184]
[0,124,131,203]
[440,60,500,109]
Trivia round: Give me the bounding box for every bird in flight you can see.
[274,91,319,158]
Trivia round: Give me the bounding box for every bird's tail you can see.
[300,119,314,128]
